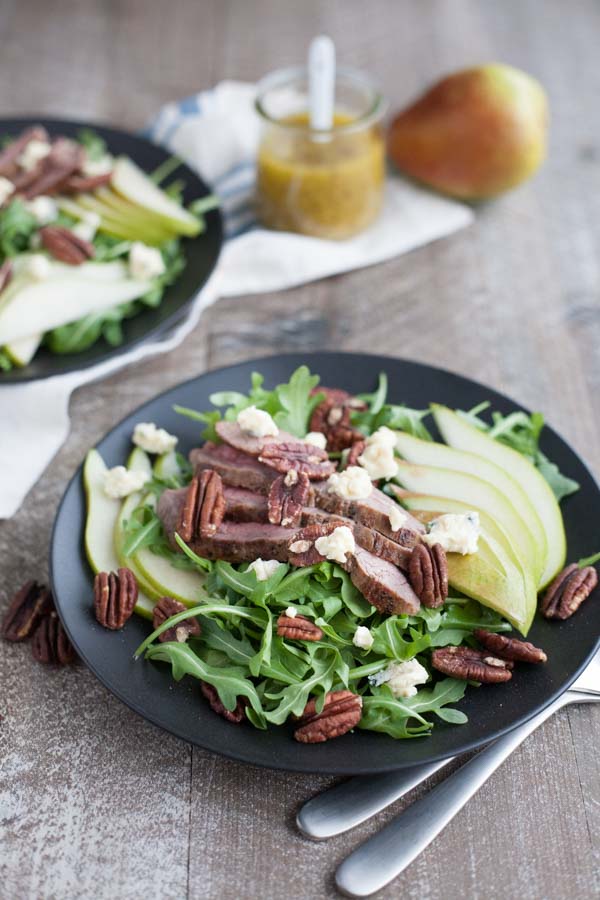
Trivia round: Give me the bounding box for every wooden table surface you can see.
[1,1,599,897]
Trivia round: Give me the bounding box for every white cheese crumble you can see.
[103,465,149,499]
[327,466,373,501]
[237,405,279,438]
[304,431,327,450]
[370,659,429,698]
[71,210,101,242]
[388,505,408,532]
[26,254,52,281]
[132,422,178,455]
[82,154,114,177]
[247,558,281,581]
[423,512,480,555]
[315,525,356,564]
[285,606,298,618]
[18,139,51,171]
[0,176,15,206]
[128,242,165,281]
[353,625,374,650]
[26,195,57,225]
[357,427,398,480]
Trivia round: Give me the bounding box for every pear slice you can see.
[73,194,173,245]
[111,156,201,237]
[0,276,152,345]
[393,460,540,580]
[4,333,42,366]
[113,448,207,608]
[432,404,566,587]
[394,430,547,577]
[83,449,154,619]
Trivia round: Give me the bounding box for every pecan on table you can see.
[409,542,448,608]
[179,469,226,543]
[40,225,95,264]
[540,563,598,620]
[259,441,336,480]
[294,690,363,743]
[474,629,547,664]
[31,611,75,665]
[288,521,342,566]
[268,470,311,528]
[200,681,247,723]
[1,580,53,642]
[0,259,12,294]
[277,613,323,642]
[152,597,201,643]
[431,646,514,683]
[93,567,138,630]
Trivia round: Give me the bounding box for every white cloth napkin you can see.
[0,80,473,518]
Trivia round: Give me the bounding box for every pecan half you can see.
[152,597,201,643]
[0,125,48,177]
[1,580,53,642]
[268,470,311,527]
[294,690,362,743]
[259,441,336,480]
[93,567,138,630]
[277,613,323,641]
[347,439,366,467]
[309,387,366,452]
[431,646,513,683]
[540,563,598,620]
[200,681,248,723]
[409,543,448,608]
[179,469,226,542]
[288,521,342,566]
[474,629,547,663]
[40,225,95,264]
[31,611,75,665]
[0,259,12,294]
[23,137,84,198]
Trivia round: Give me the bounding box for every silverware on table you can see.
[333,652,600,897]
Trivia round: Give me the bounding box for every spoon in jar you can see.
[308,34,335,139]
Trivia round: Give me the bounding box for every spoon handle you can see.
[336,691,589,898]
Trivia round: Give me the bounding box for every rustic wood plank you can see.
[0,1,598,898]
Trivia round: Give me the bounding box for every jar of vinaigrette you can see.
[255,67,387,239]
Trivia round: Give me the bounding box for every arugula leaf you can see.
[577,551,600,567]
[0,200,37,260]
[273,365,322,436]
[352,373,432,440]
[0,348,13,372]
[77,128,107,161]
[359,678,468,739]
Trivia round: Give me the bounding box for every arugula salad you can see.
[0,126,217,370]
[84,366,594,745]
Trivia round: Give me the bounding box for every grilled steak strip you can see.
[312,482,424,546]
[190,442,277,493]
[300,507,412,569]
[215,420,298,457]
[0,126,49,177]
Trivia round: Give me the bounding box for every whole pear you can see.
[388,64,548,199]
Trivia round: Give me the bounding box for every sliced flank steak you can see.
[190,441,277,493]
[312,482,424,546]
[215,420,298,457]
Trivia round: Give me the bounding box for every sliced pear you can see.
[394,430,547,575]
[83,448,154,619]
[432,404,566,587]
[402,501,535,633]
[153,449,182,480]
[114,449,207,608]
[75,193,173,244]
[111,156,201,237]
[4,333,42,366]
[0,276,152,345]
[394,460,540,580]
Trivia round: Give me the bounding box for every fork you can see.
[297,652,600,898]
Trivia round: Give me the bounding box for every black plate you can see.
[50,353,600,774]
[0,117,223,383]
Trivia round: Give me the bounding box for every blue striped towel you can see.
[146,81,474,297]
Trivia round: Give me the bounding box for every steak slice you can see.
[215,420,297,457]
[224,486,269,522]
[313,482,424,546]
[0,126,48,177]
[348,547,420,616]
[157,487,186,544]
[23,138,85,199]
[190,441,276,493]
[189,521,294,563]
[301,507,412,570]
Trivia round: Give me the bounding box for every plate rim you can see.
[0,114,223,384]
[49,351,600,774]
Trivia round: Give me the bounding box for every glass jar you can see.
[255,67,387,240]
